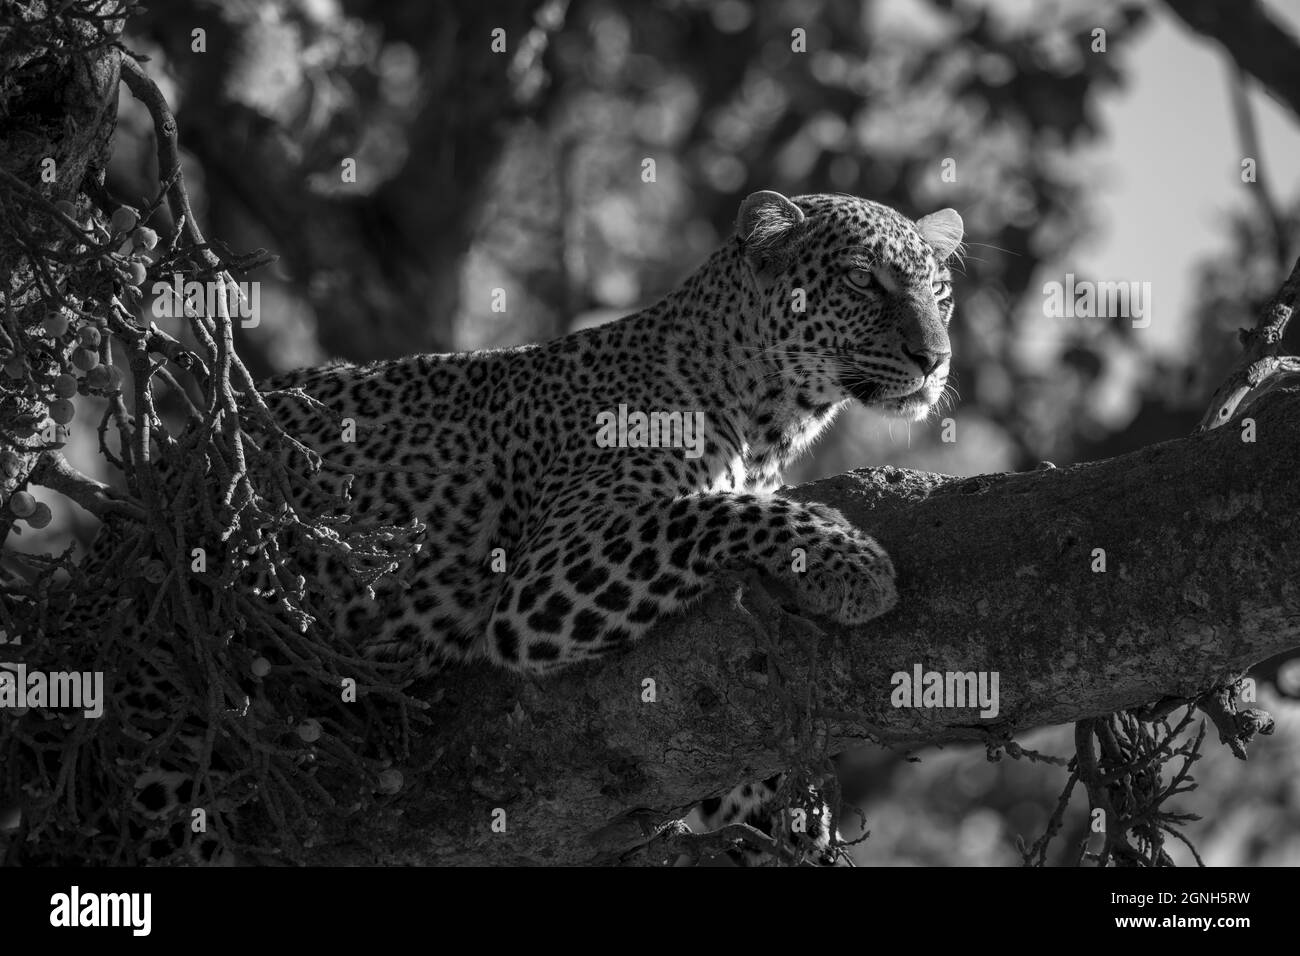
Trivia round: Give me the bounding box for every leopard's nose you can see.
[902,345,949,376]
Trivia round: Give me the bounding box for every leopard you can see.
[262,189,960,864]
[12,189,962,865]
[264,190,960,674]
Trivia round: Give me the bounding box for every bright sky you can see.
[1076,0,1300,358]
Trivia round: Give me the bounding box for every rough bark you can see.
[303,387,1300,866]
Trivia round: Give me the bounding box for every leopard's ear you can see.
[916,208,964,261]
[736,190,806,271]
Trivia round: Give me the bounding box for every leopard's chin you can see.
[843,380,941,421]
[878,391,939,421]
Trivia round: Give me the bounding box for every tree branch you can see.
[307,387,1300,865]
[1165,0,1300,121]
[1198,254,1300,430]
[27,450,144,521]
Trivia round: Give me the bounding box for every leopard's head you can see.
[736,190,962,421]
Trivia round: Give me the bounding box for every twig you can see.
[27,450,144,521]
[1198,255,1300,430]
[118,54,220,274]
[1196,683,1276,758]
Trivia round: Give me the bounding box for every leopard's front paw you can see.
[790,532,897,625]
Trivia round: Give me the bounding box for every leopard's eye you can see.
[845,268,877,292]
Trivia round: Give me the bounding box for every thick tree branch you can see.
[306,387,1300,866]
[1164,0,1300,121]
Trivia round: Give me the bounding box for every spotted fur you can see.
[258,191,961,674]
[688,773,839,866]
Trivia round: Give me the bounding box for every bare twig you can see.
[1196,683,1276,759]
[27,450,144,521]
[1198,255,1300,430]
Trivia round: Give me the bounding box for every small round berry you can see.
[85,365,112,390]
[42,312,69,337]
[377,769,404,795]
[27,502,52,529]
[110,207,138,232]
[49,399,75,424]
[127,261,147,286]
[250,657,272,678]
[142,560,166,584]
[134,226,159,250]
[71,348,99,371]
[297,719,322,743]
[0,452,21,478]
[53,373,79,398]
[77,326,101,348]
[8,491,36,518]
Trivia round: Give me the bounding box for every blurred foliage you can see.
[25,0,1297,864]
[106,0,1167,477]
[465,0,1155,481]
